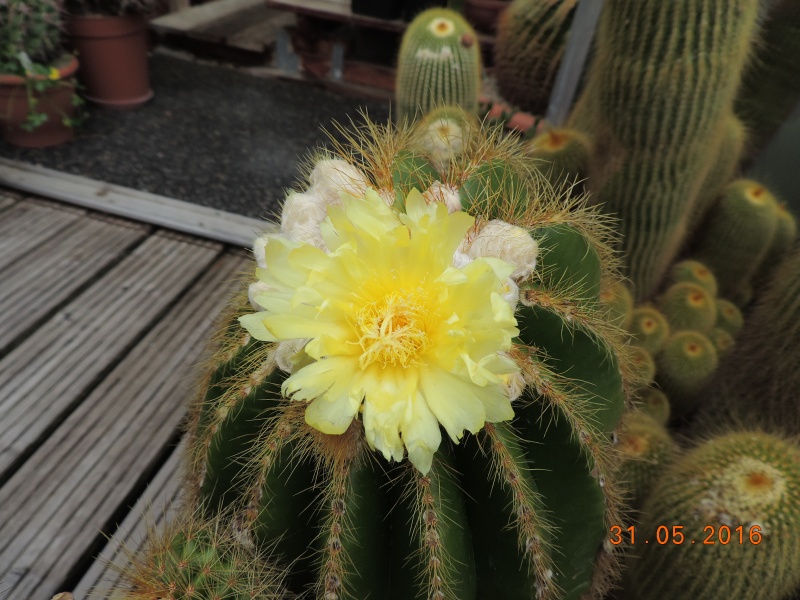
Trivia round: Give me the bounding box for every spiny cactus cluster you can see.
[108,115,639,600]
[0,0,63,73]
[395,8,482,123]
[600,258,748,419]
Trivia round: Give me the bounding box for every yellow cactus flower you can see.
[240,188,521,473]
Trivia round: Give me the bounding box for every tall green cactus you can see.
[570,0,761,300]
[493,0,577,115]
[623,431,800,600]
[167,119,635,600]
[395,8,482,123]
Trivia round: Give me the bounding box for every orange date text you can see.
[609,524,763,545]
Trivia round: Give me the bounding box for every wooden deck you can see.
[0,188,257,599]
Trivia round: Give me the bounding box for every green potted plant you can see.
[0,0,83,148]
[63,0,158,109]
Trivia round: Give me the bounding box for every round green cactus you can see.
[600,281,634,330]
[708,327,735,357]
[655,331,718,414]
[617,412,677,509]
[395,8,482,123]
[175,119,633,600]
[525,128,591,192]
[692,179,779,304]
[624,431,800,600]
[635,387,670,426]
[113,511,290,600]
[627,306,670,355]
[666,259,718,297]
[714,298,744,335]
[657,282,717,333]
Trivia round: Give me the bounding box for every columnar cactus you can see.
[168,119,635,600]
[569,0,761,300]
[493,0,577,115]
[395,8,482,123]
[623,431,800,600]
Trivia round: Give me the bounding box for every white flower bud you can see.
[419,117,465,170]
[464,220,538,281]
[501,369,526,402]
[424,182,462,213]
[280,190,329,249]
[252,234,270,269]
[309,159,368,204]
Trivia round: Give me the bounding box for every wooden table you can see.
[0,189,252,599]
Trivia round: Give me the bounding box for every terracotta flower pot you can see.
[0,55,80,148]
[66,15,153,110]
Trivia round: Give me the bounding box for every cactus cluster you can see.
[493,0,577,115]
[395,8,482,123]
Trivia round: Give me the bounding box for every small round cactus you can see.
[655,331,718,414]
[525,128,591,191]
[708,327,735,357]
[666,259,718,296]
[113,512,290,600]
[600,281,634,330]
[617,412,677,509]
[715,298,744,335]
[624,431,800,600]
[657,282,717,333]
[628,306,670,354]
[635,387,670,426]
[627,345,655,389]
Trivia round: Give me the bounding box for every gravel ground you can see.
[0,53,390,220]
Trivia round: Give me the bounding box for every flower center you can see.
[356,291,430,368]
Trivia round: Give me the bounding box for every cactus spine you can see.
[624,431,800,600]
[395,9,481,123]
[493,0,577,115]
[570,0,761,300]
[161,119,635,600]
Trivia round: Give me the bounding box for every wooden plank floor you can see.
[0,189,255,599]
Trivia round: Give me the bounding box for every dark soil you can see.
[0,53,391,220]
